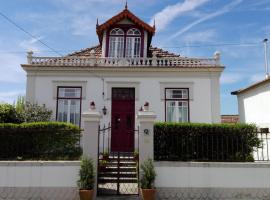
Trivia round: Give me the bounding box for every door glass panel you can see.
[112,88,135,100]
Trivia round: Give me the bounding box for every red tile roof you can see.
[221,115,239,124]
[96,8,155,39]
[68,45,180,58]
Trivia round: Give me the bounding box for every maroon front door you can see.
[111,88,135,152]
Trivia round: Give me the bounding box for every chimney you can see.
[263,38,269,79]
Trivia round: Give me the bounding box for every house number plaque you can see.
[143,129,150,135]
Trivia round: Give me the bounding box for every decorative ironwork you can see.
[154,128,270,162]
[97,124,139,196]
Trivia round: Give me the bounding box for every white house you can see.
[232,77,270,128]
[22,6,224,152]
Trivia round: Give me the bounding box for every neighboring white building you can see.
[21,7,224,152]
[232,77,270,128]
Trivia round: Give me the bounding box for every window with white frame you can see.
[165,88,189,122]
[108,28,124,58]
[126,28,141,58]
[57,87,82,126]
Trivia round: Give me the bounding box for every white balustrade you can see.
[28,56,221,67]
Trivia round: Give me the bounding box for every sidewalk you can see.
[97,195,139,200]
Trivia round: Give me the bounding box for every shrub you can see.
[154,122,260,162]
[77,156,95,190]
[0,122,82,160]
[14,96,52,122]
[0,104,19,123]
[140,159,156,189]
[0,97,52,124]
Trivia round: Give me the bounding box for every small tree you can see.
[77,156,95,190]
[140,159,156,189]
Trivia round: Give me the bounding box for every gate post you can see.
[137,110,156,165]
[82,105,101,199]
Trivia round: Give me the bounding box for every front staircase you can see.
[97,152,139,195]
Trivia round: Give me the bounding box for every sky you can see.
[0,0,270,114]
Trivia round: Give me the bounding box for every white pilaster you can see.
[137,110,156,165]
[82,108,101,199]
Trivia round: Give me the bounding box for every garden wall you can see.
[1,161,270,200]
[155,161,270,200]
[0,161,80,200]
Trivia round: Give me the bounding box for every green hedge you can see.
[154,122,260,162]
[0,122,82,160]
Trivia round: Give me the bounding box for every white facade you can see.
[23,67,223,126]
[22,7,224,128]
[235,79,270,128]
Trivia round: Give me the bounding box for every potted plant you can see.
[143,102,149,111]
[134,150,139,161]
[140,159,156,200]
[90,101,95,110]
[77,156,95,200]
[99,160,107,171]
[102,150,109,160]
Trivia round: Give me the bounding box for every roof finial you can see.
[125,0,128,10]
[153,18,156,29]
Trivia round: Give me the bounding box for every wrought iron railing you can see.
[154,130,270,162]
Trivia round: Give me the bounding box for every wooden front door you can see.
[111,88,135,152]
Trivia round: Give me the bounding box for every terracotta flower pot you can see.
[79,189,94,200]
[140,188,155,200]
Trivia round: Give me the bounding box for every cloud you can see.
[220,73,245,84]
[19,37,42,52]
[150,0,210,31]
[0,90,25,104]
[249,73,266,83]
[71,16,96,36]
[0,53,26,83]
[182,29,217,43]
[169,0,243,39]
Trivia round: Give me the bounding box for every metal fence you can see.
[154,129,270,162]
[97,124,140,196]
[254,129,270,161]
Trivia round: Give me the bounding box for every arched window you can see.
[126,28,141,58]
[108,28,124,58]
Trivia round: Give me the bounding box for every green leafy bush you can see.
[0,104,19,123]
[154,122,260,162]
[140,159,156,189]
[77,156,95,190]
[15,96,52,122]
[0,97,52,124]
[0,122,82,160]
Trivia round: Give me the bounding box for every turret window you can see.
[108,28,125,58]
[126,28,141,58]
[108,28,142,58]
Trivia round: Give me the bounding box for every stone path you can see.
[97,195,139,200]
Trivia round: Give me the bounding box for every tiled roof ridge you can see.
[67,44,181,58]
